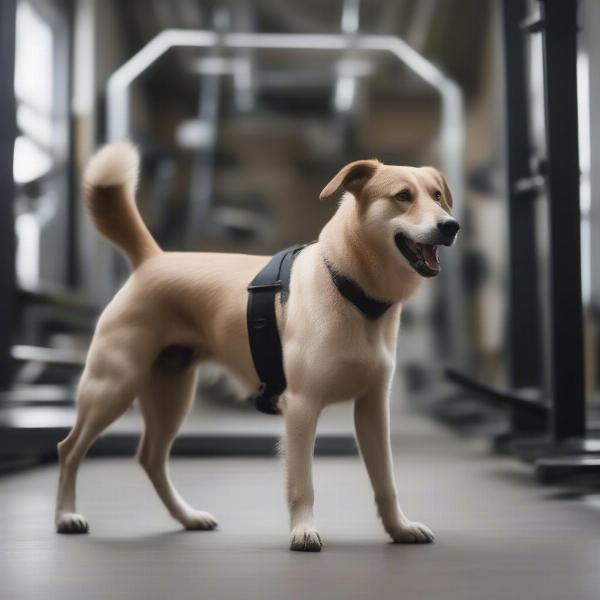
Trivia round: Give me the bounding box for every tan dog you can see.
[55,142,459,551]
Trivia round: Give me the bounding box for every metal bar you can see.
[186,11,227,247]
[333,0,360,114]
[65,0,79,287]
[0,420,357,457]
[0,0,17,391]
[539,0,586,440]
[535,456,600,484]
[501,0,542,389]
[11,345,86,367]
[583,0,600,389]
[186,72,220,246]
[445,368,546,418]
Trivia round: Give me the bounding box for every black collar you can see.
[323,258,393,320]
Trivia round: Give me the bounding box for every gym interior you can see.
[1,0,600,598]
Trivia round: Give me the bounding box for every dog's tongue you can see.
[420,244,440,272]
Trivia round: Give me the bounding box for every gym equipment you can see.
[447,0,600,483]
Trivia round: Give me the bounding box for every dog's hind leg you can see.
[137,366,218,531]
[55,323,157,534]
[55,367,141,533]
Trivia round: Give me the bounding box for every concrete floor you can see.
[2,412,600,600]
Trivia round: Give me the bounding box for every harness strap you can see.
[323,257,393,320]
[246,244,307,415]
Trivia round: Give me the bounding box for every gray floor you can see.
[2,411,600,600]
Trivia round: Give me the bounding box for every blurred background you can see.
[0,0,598,472]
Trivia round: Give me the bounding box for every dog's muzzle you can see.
[394,219,460,278]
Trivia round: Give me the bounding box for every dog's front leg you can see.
[283,395,322,552]
[354,387,434,544]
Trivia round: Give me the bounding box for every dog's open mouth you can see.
[394,233,440,278]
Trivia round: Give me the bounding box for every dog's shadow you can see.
[86,527,219,550]
[86,529,414,554]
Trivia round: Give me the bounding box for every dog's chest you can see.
[284,314,394,403]
[280,248,399,402]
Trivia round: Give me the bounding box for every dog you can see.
[55,141,459,551]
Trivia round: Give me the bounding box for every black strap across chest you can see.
[246,244,307,415]
[323,258,393,320]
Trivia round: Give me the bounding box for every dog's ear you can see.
[422,166,453,210]
[319,159,380,201]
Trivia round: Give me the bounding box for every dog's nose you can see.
[437,219,460,239]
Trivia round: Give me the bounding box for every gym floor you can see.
[2,409,599,600]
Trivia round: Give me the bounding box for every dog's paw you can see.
[182,510,218,531]
[389,521,435,544]
[56,512,90,534]
[289,525,323,552]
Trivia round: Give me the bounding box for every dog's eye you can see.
[394,189,412,202]
[433,190,442,202]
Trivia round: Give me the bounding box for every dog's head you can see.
[320,160,459,278]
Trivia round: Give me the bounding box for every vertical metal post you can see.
[186,73,221,246]
[501,0,542,391]
[539,0,586,440]
[584,0,600,389]
[0,0,16,390]
[65,1,79,288]
[186,10,227,247]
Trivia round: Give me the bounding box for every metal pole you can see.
[539,0,586,440]
[0,0,17,390]
[186,10,228,247]
[501,0,542,390]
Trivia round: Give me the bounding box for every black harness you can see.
[246,244,308,414]
[246,244,393,415]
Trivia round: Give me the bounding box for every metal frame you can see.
[449,0,551,448]
[0,0,17,391]
[443,1,599,477]
[106,31,464,204]
[107,29,464,212]
[106,30,465,213]
[505,0,600,480]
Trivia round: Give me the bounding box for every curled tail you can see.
[83,141,161,268]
